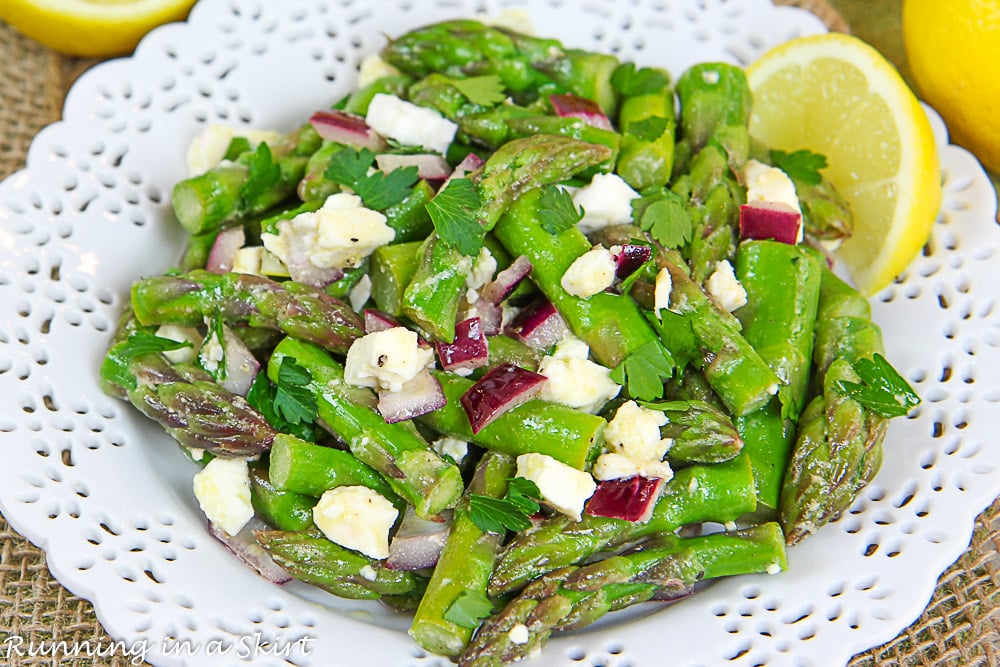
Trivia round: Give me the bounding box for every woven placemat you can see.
[1,2,998,665]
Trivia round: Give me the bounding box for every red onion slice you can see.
[376,153,452,180]
[377,370,446,423]
[449,152,485,180]
[273,220,345,287]
[435,317,489,373]
[613,244,652,280]
[585,476,665,523]
[210,517,292,584]
[739,202,802,245]
[206,225,246,274]
[505,297,568,350]
[310,110,387,151]
[480,255,533,306]
[549,93,614,131]
[385,508,450,571]
[219,325,260,396]
[460,363,546,433]
[473,298,502,336]
[364,308,403,333]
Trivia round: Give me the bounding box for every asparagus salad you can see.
[99,17,921,666]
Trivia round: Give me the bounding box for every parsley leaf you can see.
[444,591,495,629]
[611,63,671,97]
[224,136,252,161]
[777,384,801,423]
[468,477,541,534]
[198,315,228,382]
[446,75,506,107]
[770,149,828,186]
[537,185,583,234]
[324,147,419,211]
[627,115,669,142]
[632,190,692,249]
[273,357,318,425]
[609,339,674,401]
[644,310,697,370]
[836,353,920,418]
[100,332,191,391]
[240,142,281,206]
[427,177,485,256]
[246,374,320,442]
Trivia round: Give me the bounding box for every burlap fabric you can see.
[0,1,997,665]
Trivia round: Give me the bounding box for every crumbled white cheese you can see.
[508,623,530,645]
[365,93,457,155]
[516,453,596,521]
[705,260,748,312]
[594,401,674,482]
[262,193,395,271]
[538,336,620,414]
[359,564,379,581]
[702,69,721,85]
[357,54,401,89]
[232,246,264,276]
[766,562,782,575]
[185,124,282,176]
[653,267,672,314]
[343,327,435,393]
[198,327,225,373]
[572,174,640,233]
[560,245,616,298]
[185,446,205,462]
[466,246,497,291]
[482,9,536,35]
[155,324,201,364]
[432,436,469,464]
[313,486,398,560]
[743,159,801,213]
[192,457,254,537]
[349,274,373,312]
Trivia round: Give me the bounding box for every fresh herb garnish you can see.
[198,315,228,382]
[611,63,671,97]
[273,357,318,425]
[444,590,495,629]
[240,142,281,206]
[446,75,506,107]
[223,136,252,161]
[246,373,320,442]
[627,115,670,142]
[632,189,693,249]
[644,310,697,370]
[537,185,583,234]
[610,339,674,401]
[778,384,801,422]
[770,149,828,186]
[837,353,920,418]
[324,147,419,210]
[468,477,541,534]
[427,177,485,257]
[100,332,191,390]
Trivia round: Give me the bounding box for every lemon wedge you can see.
[747,33,941,295]
[0,0,196,57]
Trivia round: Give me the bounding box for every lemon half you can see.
[747,33,941,295]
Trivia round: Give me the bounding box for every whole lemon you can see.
[903,0,1000,173]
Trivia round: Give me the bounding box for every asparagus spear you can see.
[130,270,364,356]
[268,337,463,519]
[674,62,751,156]
[489,454,757,596]
[655,399,743,466]
[248,466,316,532]
[461,523,786,667]
[402,135,611,341]
[615,67,677,191]
[410,452,515,657]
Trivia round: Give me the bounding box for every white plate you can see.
[1,1,997,666]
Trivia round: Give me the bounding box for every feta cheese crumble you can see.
[743,159,801,213]
[349,274,373,312]
[357,54,401,89]
[653,267,672,314]
[185,124,282,177]
[572,173,640,233]
[508,624,530,645]
[155,324,201,364]
[262,192,395,271]
[192,457,254,537]
[466,246,497,291]
[594,401,674,482]
[344,327,435,393]
[516,453,596,521]
[705,259,748,312]
[538,336,620,413]
[432,436,469,464]
[560,245,616,298]
[365,93,458,155]
[313,486,398,560]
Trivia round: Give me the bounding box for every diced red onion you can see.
[549,93,613,131]
[480,255,533,305]
[449,152,485,180]
[309,110,387,151]
[385,508,450,571]
[364,308,403,334]
[219,325,260,396]
[613,244,652,280]
[738,202,802,245]
[585,476,665,523]
[210,518,291,584]
[473,298,502,336]
[375,153,452,180]
[435,317,489,373]
[505,298,568,350]
[206,225,246,275]
[460,363,545,433]
[377,370,446,423]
